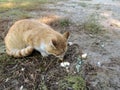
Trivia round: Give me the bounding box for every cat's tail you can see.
[6,46,34,57]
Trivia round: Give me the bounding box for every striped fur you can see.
[5,19,69,58]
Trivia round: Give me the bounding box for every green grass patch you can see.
[0,2,40,12]
[82,14,105,35]
[0,0,55,20]
[49,18,71,28]
[58,75,86,90]
[0,0,51,12]
[59,19,71,27]
[0,54,12,62]
[0,0,60,20]
[0,9,34,19]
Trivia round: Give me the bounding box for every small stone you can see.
[5,78,9,82]
[60,62,70,67]
[74,71,76,74]
[56,82,58,85]
[97,62,101,67]
[20,85,23,90]
[68,42,73,46]
[101,44,104,47]
[89,34,94,37]
[21,68,25,71]
[82,53,87,59]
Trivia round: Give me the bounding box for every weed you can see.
[59,19,70,27]
[82,14,105,34]
[39,81,48,90]
[0,9,33,19]
[58,75,86,90]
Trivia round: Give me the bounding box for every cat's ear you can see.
[50,39,57,49]
[63,31,70,40]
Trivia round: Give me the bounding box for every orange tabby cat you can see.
[5,19,70,59]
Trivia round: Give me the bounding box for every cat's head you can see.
[46,31,70,60]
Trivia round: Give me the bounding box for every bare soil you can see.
[0,0,120,90]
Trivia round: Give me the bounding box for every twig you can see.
[45,59,54,71]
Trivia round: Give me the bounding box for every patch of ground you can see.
[0,0,120,90]
[0,44,86,90]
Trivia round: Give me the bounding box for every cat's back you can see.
[9,19,49,32]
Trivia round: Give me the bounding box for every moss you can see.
[58,75,86,90]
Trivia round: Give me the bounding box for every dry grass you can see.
[82,14,105,35]
[0,0,55,19]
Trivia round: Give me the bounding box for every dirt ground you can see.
[0,0,120,90]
